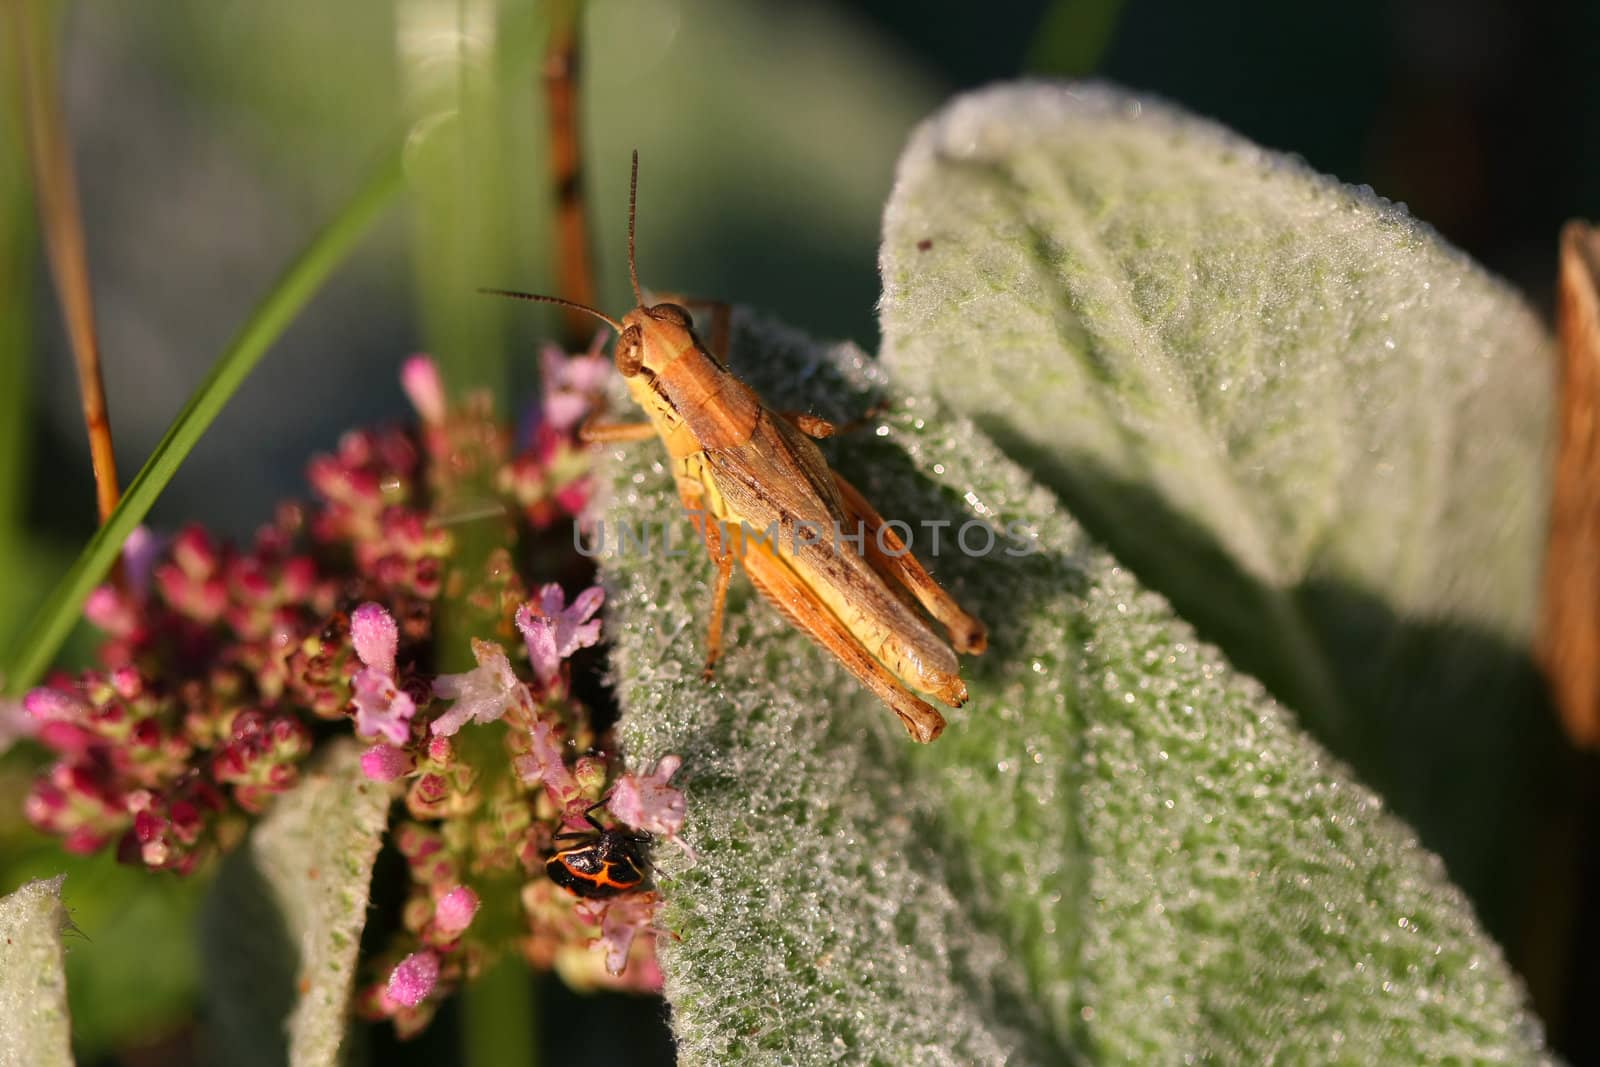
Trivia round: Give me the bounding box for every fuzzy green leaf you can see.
[0,850,205,1059]
[200,740,392,1067]
[878,83,1558,927]
[0,876,73,1066]
[600,313,1548,1063]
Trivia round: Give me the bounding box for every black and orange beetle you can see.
[546,802,650,900]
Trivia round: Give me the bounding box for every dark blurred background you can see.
[6,0,1600,1063]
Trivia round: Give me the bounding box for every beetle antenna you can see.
[478,288,622,333]
[627,149,643,307]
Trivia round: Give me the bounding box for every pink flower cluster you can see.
[347,589,689,1029]
[500,344,608,527]
[24,518,331,873]
[17,350,686,1034]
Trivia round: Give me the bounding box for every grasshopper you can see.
[486,153,986,742]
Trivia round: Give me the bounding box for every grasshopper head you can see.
[615,302,695,378]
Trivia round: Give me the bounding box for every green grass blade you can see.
[2,150,406,695]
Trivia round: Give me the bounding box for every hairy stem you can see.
[542,0,598,347]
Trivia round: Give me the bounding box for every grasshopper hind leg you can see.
[678,479,736,680]
[698,513,736,680]
[831,472,988,655]
[740,537,947,743]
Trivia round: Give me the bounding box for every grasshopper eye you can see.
[615,325,644,377]
[648,302,692,327]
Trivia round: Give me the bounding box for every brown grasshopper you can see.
[486,153,986,742]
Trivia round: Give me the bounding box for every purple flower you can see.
[578,892,662,977]
[515,584,604,687]
[386,950,439,1008]
[431,639,532,736]
[513,717,582,816]
[607,756,687,842]
[84,526,165,639]
[401,355,447,425]
[350,603,415,745]
[121,526,165,600]
[0,698,35,757]
[84,586,136,636]
[539,343,611,434]
[22,687,90,725]
[434,886,479,936]
[360,743,414,782]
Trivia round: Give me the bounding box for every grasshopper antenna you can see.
[478,288,623,334]
[627,149,643,307]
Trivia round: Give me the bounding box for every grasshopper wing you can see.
[702,411,966,706]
